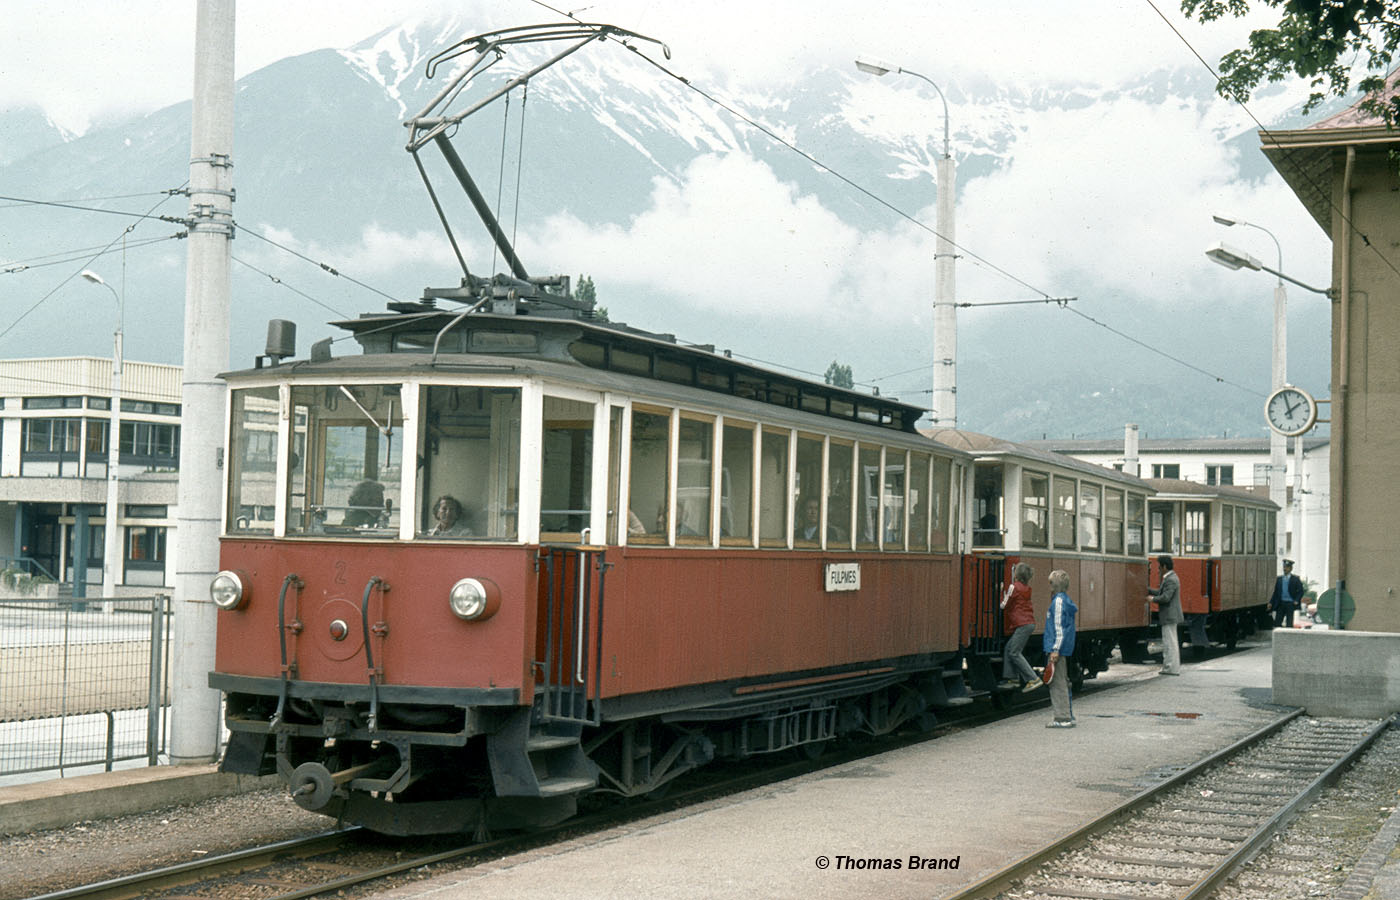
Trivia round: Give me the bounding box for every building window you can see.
[1151,463,1180,479]
[24,396,82,409]
[119,421,181,468]
[21,417,82,475]
[1206,465,1234,486]
[127,527,167,567]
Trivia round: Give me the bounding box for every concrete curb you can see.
[0,765,279,836]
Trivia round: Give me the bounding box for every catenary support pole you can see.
[170,0,234,765]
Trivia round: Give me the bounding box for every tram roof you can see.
[924,428,1153,491]
[1144,477,1278,509]
[225,299,930,436]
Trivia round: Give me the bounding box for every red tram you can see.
[929,430,1156,686]
[1145,479,1276,649]
[210,300,974,833]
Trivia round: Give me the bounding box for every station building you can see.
[1261,73,1400,632]
[1028,433,1331,590]
[0,357,180,595]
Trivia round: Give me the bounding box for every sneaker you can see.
[1022,680,1044,693]
[1047,719,1075,728]
[1161,669,1181,676]
[995,679,1019,691]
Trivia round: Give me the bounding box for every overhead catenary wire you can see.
[0,184,187,345]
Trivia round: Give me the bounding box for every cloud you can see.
[525,153,942,325]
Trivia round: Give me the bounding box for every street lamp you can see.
[1207,218,1311,577]
[80,269,122,604]
[855,57,958,427]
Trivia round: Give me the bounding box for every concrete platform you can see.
[0,764,275,836]
[362,645,1393,900]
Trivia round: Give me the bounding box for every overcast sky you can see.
[2,0,1290,134]
[0,1,1341,428]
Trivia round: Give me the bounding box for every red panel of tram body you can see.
[596,548,960,698]
[214,540,538,694]
[1153,557,1213,616]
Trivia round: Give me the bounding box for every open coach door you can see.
[536,545,607,725]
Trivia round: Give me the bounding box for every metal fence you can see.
[0,596,171,780]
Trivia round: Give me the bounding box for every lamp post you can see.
[81,270,122,604]
[1207,220,1318,575]
[855,57,958,428]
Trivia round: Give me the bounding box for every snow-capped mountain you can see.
[0,18,1337,440]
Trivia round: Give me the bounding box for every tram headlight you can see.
[210,570,247,610]
[448,577,500,621]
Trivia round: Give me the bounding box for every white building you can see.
[1027,433,1331,590]
[0,357,181,595]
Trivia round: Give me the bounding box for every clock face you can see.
[1265,387,1316,436]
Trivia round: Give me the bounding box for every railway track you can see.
[950,710,1394,900]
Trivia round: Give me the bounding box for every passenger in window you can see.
[996,562,1041,693]
[342,480,385,527]
[429,494,470,536]
[627,509,647,537]
[797,498,843,543]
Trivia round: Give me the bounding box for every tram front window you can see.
[419,386,521,539]
[287,384,404,537]
[227,387,279,534]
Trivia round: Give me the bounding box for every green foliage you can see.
[824,360,854,388]
[1182,0,1400,126]
[576,274,608,322]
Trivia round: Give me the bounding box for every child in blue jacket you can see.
[1043,569,1078,728]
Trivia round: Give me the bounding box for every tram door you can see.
[536,546,606,725]
[962,554,1006,689]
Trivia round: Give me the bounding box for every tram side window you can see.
[1149,503,1173,554]
[720,421,755,543]
[908,452,930,551]
[1126,493,1146,555]
[1021,471,1049,548]
[758,428,790,547]
[1183,503,1210,553]
[883,449,906,548]
[1266,510,1277,555]
[676,415,714,542]
[1245,507,1257,554]
[1052,476,1076,550]
[227,387,279,534]
[418,386,520,540]
[856,444,881,550]
[539,396,594,538]
[930,456,952,552]
[1104,488,1124,554]
[287,384,404,537]
[1221,504,1234,554]
[628,407,671,544]
[973,463,1004,548]
[828,440,855,550]
[793,434,824,546]
[1079,483,1101,551]
[1233,506,1245,555]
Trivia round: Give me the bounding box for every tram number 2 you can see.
[824,562,861,593]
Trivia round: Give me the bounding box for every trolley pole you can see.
[171,0,234,765]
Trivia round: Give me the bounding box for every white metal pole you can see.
[103,324,122,604]
[171,0,235,765]
[1271,281,1288,564]
[933,153,957,428]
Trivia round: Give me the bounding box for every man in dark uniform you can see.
[1269,559,1305,628]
